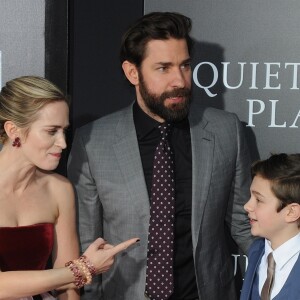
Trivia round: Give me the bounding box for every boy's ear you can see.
[285,203,300,224]
[122,60,139,86]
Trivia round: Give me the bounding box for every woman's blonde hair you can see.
[0,76,68,144]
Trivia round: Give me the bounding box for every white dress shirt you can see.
[258,232,300,299]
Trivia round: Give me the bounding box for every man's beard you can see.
[138,72,191,123]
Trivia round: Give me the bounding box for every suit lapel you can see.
[241,240,264,300]
[113,105,150,216]
[189,105,215,247]
[247,248,264,299]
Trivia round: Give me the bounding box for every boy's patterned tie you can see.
[145,123,175,299]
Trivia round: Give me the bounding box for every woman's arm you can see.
[0,175,139,300]
[0,176,79,300]
[0,267,75,300]
[51,176,80,299]
[0,235,139,299]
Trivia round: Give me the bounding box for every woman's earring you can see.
[12,137,21,147]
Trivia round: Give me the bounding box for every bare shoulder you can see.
[36,170,74,202]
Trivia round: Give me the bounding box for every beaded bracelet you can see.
[65,260,86,288]
[65,256,96,288]
[79,255,97,276]
[75,258,92,285]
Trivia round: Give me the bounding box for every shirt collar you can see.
[133,101,160,140]
[133,101,190,140]
[265,232,300,270]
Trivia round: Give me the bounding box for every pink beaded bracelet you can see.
[65,260,86,288]
[79,255,97,276]
[75,258,92,285]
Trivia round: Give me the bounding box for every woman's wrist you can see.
[65,256,96,288]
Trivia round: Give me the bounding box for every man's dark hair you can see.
[120,12,193,67]
[251,153,300,212]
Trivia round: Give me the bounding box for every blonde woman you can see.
[0,76,139,300]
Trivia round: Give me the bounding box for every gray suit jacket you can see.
[68,101,253,300]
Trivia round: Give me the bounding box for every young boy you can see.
[240,153,300,300]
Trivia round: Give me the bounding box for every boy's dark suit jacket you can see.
[240,238,300,300]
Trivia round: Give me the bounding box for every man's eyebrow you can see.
[182,58,191,64]
[155,62,172,67]
[155,58,191,67]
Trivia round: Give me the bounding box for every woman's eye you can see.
[48,130,57,135]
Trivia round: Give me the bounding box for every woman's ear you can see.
[122,60,139,86]
[3,121,20,140]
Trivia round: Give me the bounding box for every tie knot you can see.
[158,123,172,139]
[267,252,275,270]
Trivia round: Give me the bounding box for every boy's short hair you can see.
[251,153,300,212]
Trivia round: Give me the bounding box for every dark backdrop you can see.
[57,0,143,174]
[69,0,144,132]
[45,0,69,175]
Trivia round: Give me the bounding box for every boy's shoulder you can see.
[249,238,265,255]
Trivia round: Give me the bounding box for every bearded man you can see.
[68,12,253,300]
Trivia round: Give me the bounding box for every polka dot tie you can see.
[145,123,175,300]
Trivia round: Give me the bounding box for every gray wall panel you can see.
[0,0,45,87]
[145,1,300,160]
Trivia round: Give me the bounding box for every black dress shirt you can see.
[133,102,198,299]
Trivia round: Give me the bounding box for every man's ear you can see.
[285,203,300,223]
[122,60,139,86]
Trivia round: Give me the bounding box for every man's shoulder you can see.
[191,101,237,119]
[202,106,237,121]
[76,105,133,135]
[190,102,240,131]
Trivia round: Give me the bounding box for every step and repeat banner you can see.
[0,0,68,89]
[145,0,300,292]
[145,0,300,161]
[0,0,45,87]
[0,0,68,173]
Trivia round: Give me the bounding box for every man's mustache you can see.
[161,88,191,99]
